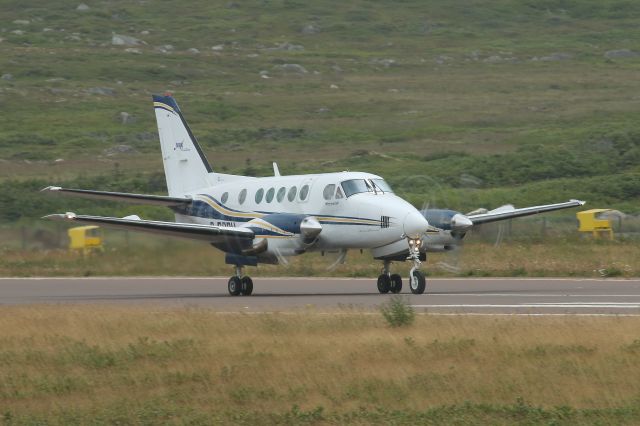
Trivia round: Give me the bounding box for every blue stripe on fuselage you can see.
[173,195,382,228]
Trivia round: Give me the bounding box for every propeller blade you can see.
[326,249,347,272]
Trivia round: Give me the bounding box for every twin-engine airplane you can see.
[43,95,584,296]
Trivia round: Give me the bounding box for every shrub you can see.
[380,296,415,327]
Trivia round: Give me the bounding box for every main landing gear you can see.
[376,238,426,295]
[377,260,403,294]
[228,265,253,296]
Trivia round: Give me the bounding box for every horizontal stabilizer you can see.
[467,199,585,225]
[44,212,254,244]
[41,186,190,207]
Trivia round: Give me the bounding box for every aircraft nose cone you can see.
[451,213,473,231]
[403,210,430,239]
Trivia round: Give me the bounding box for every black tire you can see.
[409,270,426,294]
[228,276,242,296]
[241,276,254,296]
[390,274,403,294]
[377,274,391,294]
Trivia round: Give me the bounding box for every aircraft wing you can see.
[467,199,585,225]
[44,213,254,248]
[41,186,190,207]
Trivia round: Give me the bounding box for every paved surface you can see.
[2,277,640,314]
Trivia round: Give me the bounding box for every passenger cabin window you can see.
[266,187,275,203]
[238,189,247,204]
[277,187,286,202]
[255,188,264,204]
[323,184,335,200]
[299,185,310,201]
[335,187,344,199]
[287,186,297,202]
[221,192,229,204]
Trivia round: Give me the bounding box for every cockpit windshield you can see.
[341,179,393,197]
[372,179,393,193]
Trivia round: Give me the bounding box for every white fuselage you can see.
[174,171,427,259]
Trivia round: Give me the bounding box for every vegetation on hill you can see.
[1,0,639,223]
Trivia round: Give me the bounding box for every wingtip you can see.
[571,199,586,206]
[41,186,61,193]
[42,212,76,221]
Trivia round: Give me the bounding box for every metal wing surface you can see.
[41,186,190,207]
[467,199,585,225]
[44,213,254,250]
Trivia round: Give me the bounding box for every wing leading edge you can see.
[467,199,585,225]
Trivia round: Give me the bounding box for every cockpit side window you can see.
[335,186,344,199]
[323,184,336,200]
[341,179,371,197]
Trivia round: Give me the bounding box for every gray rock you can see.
[371,58,396,67]
[13,20,30,25]
[483,55,503,63]
[434,55,452,65]
[140,30,150,35]
[316,107,330,113]
[1,73,13,81]
[76,3,90,11]
[187,47,200,54]
[118,112,136,124]
[273,63,308,74]
[604,49,639,59]
[87,87,115,96]
[331,64,343,73]
[124,47,141,54]
[265,42,304,52]
[111,33,144,46]
[104,144,136,155]
[211,44,224,51]
[301,23,319,34]
[533,52,572,61]
[11,30,25,35]
[483,55,518,63]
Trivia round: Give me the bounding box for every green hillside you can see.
[1,0,640,222]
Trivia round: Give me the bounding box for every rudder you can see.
[152,94,213,196]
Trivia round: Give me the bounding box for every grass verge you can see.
[1,238,638,277]
[2,307,640,424]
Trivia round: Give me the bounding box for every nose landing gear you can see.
[407,237,426,294]
[228,265,254,296]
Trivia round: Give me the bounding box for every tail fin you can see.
[152,94,213,196]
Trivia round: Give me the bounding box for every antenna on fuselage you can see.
[273,162,281,177]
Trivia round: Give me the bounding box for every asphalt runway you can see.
[2,277,640,314]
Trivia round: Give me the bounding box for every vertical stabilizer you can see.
[152,94,213,196]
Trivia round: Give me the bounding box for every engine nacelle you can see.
[240,213,323,263]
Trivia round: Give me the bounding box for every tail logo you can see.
[174,140,191,152]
